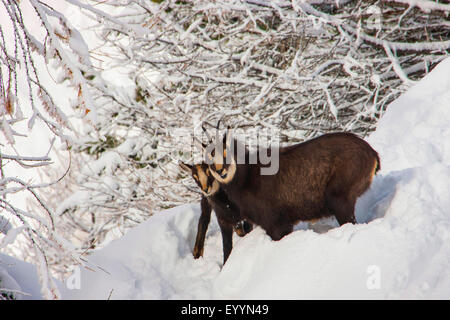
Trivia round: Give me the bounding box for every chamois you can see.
[206,131,380,241]
[179,162,252,264]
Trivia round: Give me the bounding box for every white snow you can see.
[0,253,45,300]
[2,57,450,299]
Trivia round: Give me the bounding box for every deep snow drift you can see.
[2,58,450,299]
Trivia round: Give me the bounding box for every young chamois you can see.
[205,131,380,241]
[179,162,252,264]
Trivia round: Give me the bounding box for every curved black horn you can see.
[215,116,225,144]
[201,123,212,143]
[193,136,207,151]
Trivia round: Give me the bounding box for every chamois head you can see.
[179,161,220,197]
[205,129,238,185]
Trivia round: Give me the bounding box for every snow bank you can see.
[60,204,223,299]
[0,253,43,300]
[3,58,450,299]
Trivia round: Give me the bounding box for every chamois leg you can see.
[266,220,293,241]
[327,195,357,226]
[193,197,212,259]
[218,218,233,265]
[242,221,253,234]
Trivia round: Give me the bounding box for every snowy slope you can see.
[2,58,450,299]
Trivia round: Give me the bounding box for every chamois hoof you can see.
[193,246,204,259]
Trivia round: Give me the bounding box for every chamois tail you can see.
[374,152,381,174]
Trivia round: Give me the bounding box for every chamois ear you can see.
[201,124,212,143]
[179,161,193,173]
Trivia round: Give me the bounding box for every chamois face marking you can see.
[207,133,237,184]
[195,165,208,190]
[179,161,219,196]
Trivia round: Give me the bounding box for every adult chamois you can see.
[205,131,380,241]
[179,162,252,264]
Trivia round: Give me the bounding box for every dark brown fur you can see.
[209,132,380,241]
